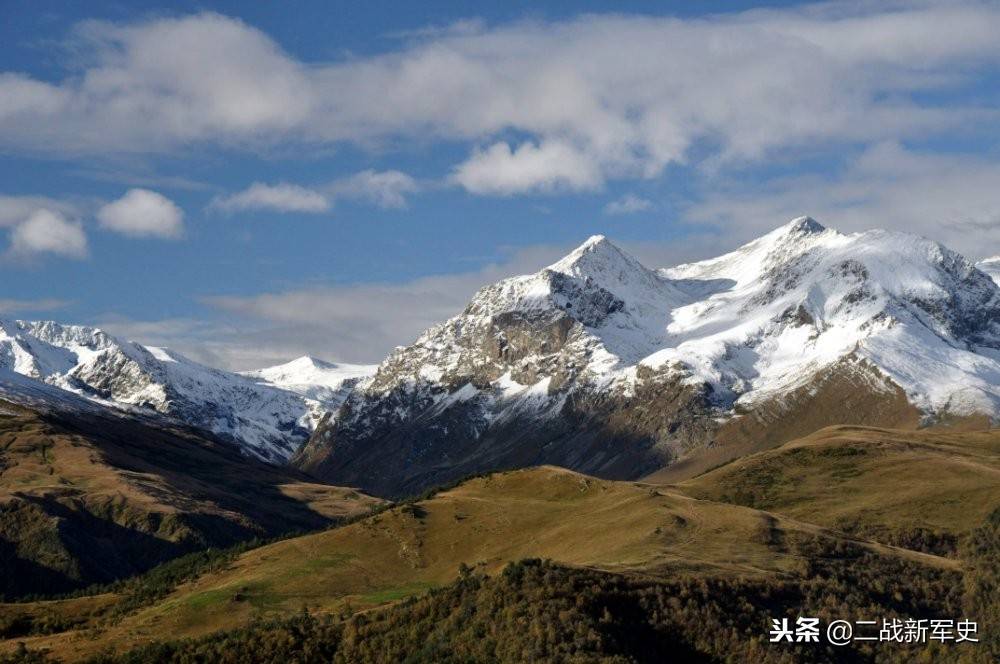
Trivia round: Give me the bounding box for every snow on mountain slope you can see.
[241,356,376,403]
[0,321,375,462]
[362,233,686,397]
[361,216,1000,418]
[655,217,1000,414]
[296,216,1000,496]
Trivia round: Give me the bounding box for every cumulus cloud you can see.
[604,194,653,215]
[0,195,77,228]
[97,188,184,238]
[452,141,602,195]
[210,182,330,214]
[8,209,87,259]
[1,4,999,189]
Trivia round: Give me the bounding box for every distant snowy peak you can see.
[663,216,843,286]
[0,321,369,462]
[242,356,376,402]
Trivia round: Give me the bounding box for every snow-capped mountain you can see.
[241,356,375,403]
[295,217,1000,497]
[0,320,375,461]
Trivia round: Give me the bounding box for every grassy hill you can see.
[674,425,1000,555]
[0,399,382,598]
[2,462,968,661]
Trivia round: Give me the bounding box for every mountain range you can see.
[3,217,1000,498]
[0,320,374,462]
[295,217,1000,495]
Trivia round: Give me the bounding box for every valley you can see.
[0,390,381,599]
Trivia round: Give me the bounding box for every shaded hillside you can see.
[0,399,381,598]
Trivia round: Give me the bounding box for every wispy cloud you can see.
[604,194,653,215]
[686,142,1000,259]
[0,298,72,314]
[211,169,420,214]
[95,234,738,369]
[325,170,419,209]
[209,182,331,214]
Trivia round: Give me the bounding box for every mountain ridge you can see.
[295,217,1000,496]
[0,320,376,462]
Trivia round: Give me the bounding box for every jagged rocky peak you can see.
[462,233,679,335]
[783,215,825,234]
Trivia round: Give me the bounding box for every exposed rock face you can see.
[296,219,1000,498]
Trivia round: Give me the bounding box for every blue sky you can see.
[2,0,1000,368]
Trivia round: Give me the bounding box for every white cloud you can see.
[452,141,602,195]
[97,188,184,238]
[1,5,998,187]
[604,194,653,215]
[686,142,1000,259]
[210,182,330,214]
[8,209,88,259]
[327,170,420,209]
